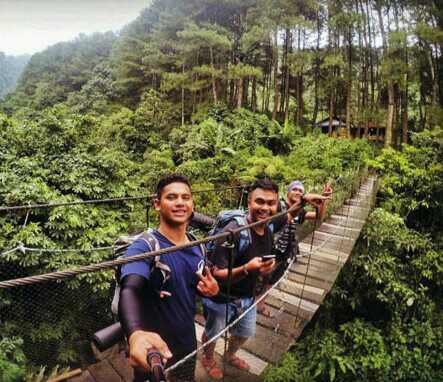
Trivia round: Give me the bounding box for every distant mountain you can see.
[0,52,30,99]
[7,32,117,110]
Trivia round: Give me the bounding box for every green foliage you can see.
[0,337,26,382]
[368,128,442,235]
[266,130,443,382]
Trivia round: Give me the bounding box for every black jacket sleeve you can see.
[118,274,150,338]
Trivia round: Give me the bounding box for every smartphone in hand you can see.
[262,254,276,261]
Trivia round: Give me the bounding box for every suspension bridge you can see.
[62,175,377,382]
[0,174,377,382]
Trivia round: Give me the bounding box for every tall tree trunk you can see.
[264,60,271,112]
[237,77,243,108]
[366,0,375,110]
[402,81,408,144]
[279,29,289,115]
[209,46,218,103]
[243,77,249,106]
[272,30,280,120]
[312,10,321,128]
[252,77,257,112]
[261,72,267,112]
[181,63,185,126]
[295,29,304,128]
[328,91,335,136]
[346,25,352,138]
[376,1,394,147]
[284,29,292,127]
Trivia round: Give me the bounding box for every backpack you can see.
[111,228,205,316]
[206,210,251,257]
[206,209,277,259]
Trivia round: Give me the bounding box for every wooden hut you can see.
[316,117,358,138]
[317,117,385,142]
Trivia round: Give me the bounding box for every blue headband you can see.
[287,180,305,194]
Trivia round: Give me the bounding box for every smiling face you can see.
[154,182,194,227]
[248,188,279,223]
[287,187,304,207]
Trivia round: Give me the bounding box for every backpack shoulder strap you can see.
[187,231,207,259]
[139,228,161,262]
[231,214,252,255]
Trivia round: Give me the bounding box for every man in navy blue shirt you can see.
[119,174,219,381]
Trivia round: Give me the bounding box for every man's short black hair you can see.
[156,173,191,198]
[249,178,279,195]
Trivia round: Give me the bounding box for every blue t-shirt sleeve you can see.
[120,239,152,281]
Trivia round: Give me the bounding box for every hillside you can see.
[0,52,30,99]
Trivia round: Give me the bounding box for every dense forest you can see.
[0,52,30,99]
[0,0,442,381]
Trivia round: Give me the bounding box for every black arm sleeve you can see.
[118,274,150,338]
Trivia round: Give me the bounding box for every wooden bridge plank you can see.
[256,304,301,337]
[265,294,314,321]
[287,270,335,291]
[67,370,96,382]
[267,290,319,320]
[278,279,326,305]
[88,359,123,382]
[317,223,361,240]
[241,324,294,363]
[297,250,347,266]
[295,255,342,271]
[108,352,133,382]
[289,263,337,283]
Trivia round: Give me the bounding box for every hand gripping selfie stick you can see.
[146,347,167,382]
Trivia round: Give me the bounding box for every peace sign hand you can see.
[197,266,219,297]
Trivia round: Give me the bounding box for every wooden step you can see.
[316,224,361,240]
[256,304,301,337]
[290,262,338,283]
[278,279,326,305]
[292,256,341,273]
[329,214,366,225]
[241,324,294,363]
[267,290,319,321]
[287,271,335,291]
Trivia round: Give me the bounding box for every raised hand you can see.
[322,183,333,197]
[303,193,331,208]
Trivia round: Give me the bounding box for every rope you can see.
[0,185,246,213]
[20,245,124,253]
[223,234,235,381]
[0,204,300,289]
[0,246,21,257]
[294,206,319,320]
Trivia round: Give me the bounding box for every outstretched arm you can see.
[119,275,172,370]
[304,183,333,221]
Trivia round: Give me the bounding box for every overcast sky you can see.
[0,0,149,56]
